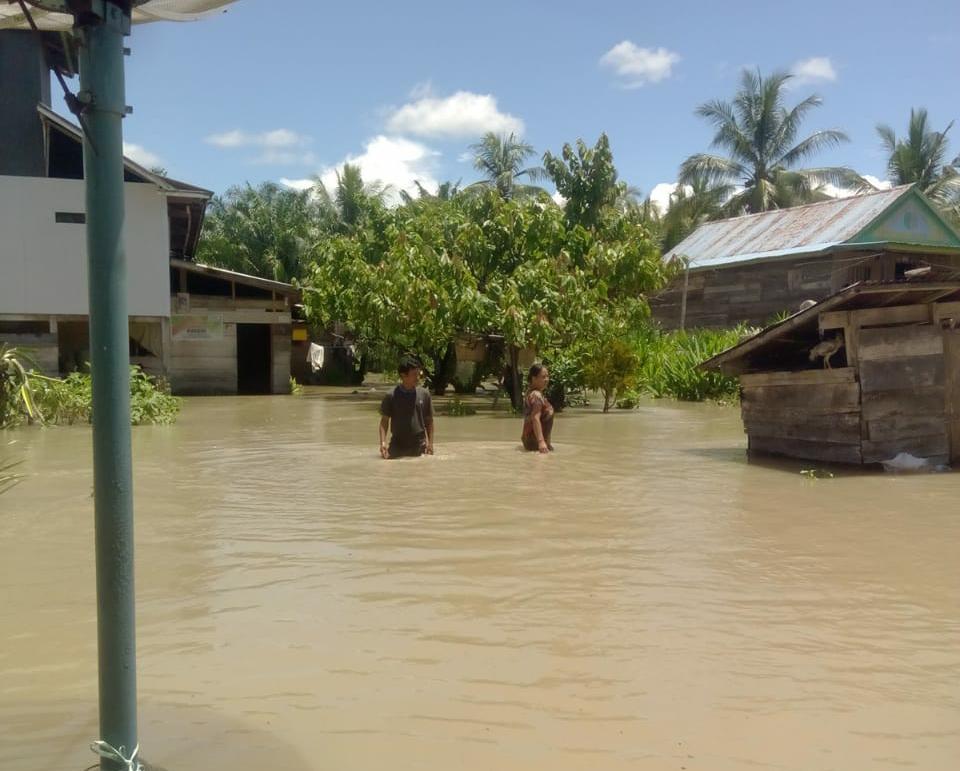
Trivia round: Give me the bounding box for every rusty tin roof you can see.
[665,186,916,269]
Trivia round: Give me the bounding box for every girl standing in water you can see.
[521,364,555,453]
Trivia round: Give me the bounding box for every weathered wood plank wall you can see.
[858,324,949,464]
[741,367,863,463]
[168,326,237,395]
[651,255,833,329]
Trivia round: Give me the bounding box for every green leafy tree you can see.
[306,201,486,394]
[303,189,671,407]
[680,68,865,215]
[877,108,960,216]
[543,133,625,229]
[467,132,548,200]
[197,182,318,282]
[581,332,641,413]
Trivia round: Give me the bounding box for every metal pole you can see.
[77,2,138,768]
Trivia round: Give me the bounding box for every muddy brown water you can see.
[1,390,958,770]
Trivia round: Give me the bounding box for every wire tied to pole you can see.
[89,740,143,771]
[15,0,100,155]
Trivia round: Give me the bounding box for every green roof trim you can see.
[846,186,960,248]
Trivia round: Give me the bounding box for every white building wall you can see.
[0,175,170,317]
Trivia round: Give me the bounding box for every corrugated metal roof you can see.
[665,186,914,269]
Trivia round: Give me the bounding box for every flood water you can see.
[1,390,958,770]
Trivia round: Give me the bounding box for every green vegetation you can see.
[193,67,960,410]
[1,349,180,429]
[466,132,548,200]
[0,345,40,427]
[445,397,477,416]
[679,68,866,217]
[877,108,960,224]
[636,327,748,402]
[197,182,320,283]
[304,173,673,406]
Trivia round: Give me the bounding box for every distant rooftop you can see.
[665,185,960,270]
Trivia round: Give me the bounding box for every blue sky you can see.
[59,0,960,207]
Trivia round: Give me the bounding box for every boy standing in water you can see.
[379,355,435,459]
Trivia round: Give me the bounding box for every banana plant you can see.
[0,345,41,428]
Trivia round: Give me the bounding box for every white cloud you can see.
[312,135,440,205]
[386,90,524,139]
[863,175,893,191]
[205,128,315,165]
[599,41,680,88]
[822,174,893,199]
[123,142,162,169]
[551,190,566,207]
[790,57,837,86]
[205,128,309,149]
[648,182,684,214]
[279,177,315,191]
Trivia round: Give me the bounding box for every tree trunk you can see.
[602,388,612,413]
[508,345,523,411]
[430,341,457,396]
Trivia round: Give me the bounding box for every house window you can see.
[55,211,86,224]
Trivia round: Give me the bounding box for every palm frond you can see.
[778,129,850,168]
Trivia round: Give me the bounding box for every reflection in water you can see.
[1,392,958,770]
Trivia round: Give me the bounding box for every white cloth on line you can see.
[307,342,325,372]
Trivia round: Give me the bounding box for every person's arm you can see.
[530,396,548,453]
[379,415,390,459]
[423,391,434,454]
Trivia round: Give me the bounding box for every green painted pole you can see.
[77,2,138,768]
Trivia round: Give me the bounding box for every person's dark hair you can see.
[398,354,421,374]
[527,363,547,383]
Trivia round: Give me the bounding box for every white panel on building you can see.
[0,176,170,317]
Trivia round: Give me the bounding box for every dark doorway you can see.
[237,324,272,394]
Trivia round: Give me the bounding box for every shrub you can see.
[637,327,748,402]
[10,366,179,427]
[445,396,477,416]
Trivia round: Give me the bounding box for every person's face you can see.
[534,368,549,390]
[400,367,420,388]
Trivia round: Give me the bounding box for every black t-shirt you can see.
[380,385,433,446]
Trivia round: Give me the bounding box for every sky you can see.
[55,0,960,209]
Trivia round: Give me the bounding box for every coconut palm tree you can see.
[877,109,960,211]
[661,170,733,251]
[680,68,866,215]
[398,179,462,206]
[467,132,547,200]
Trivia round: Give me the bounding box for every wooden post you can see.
[679,262,690,330]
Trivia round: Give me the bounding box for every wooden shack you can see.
[652,185,960,329]
[168,260,300,395]
[702,278,960,466]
